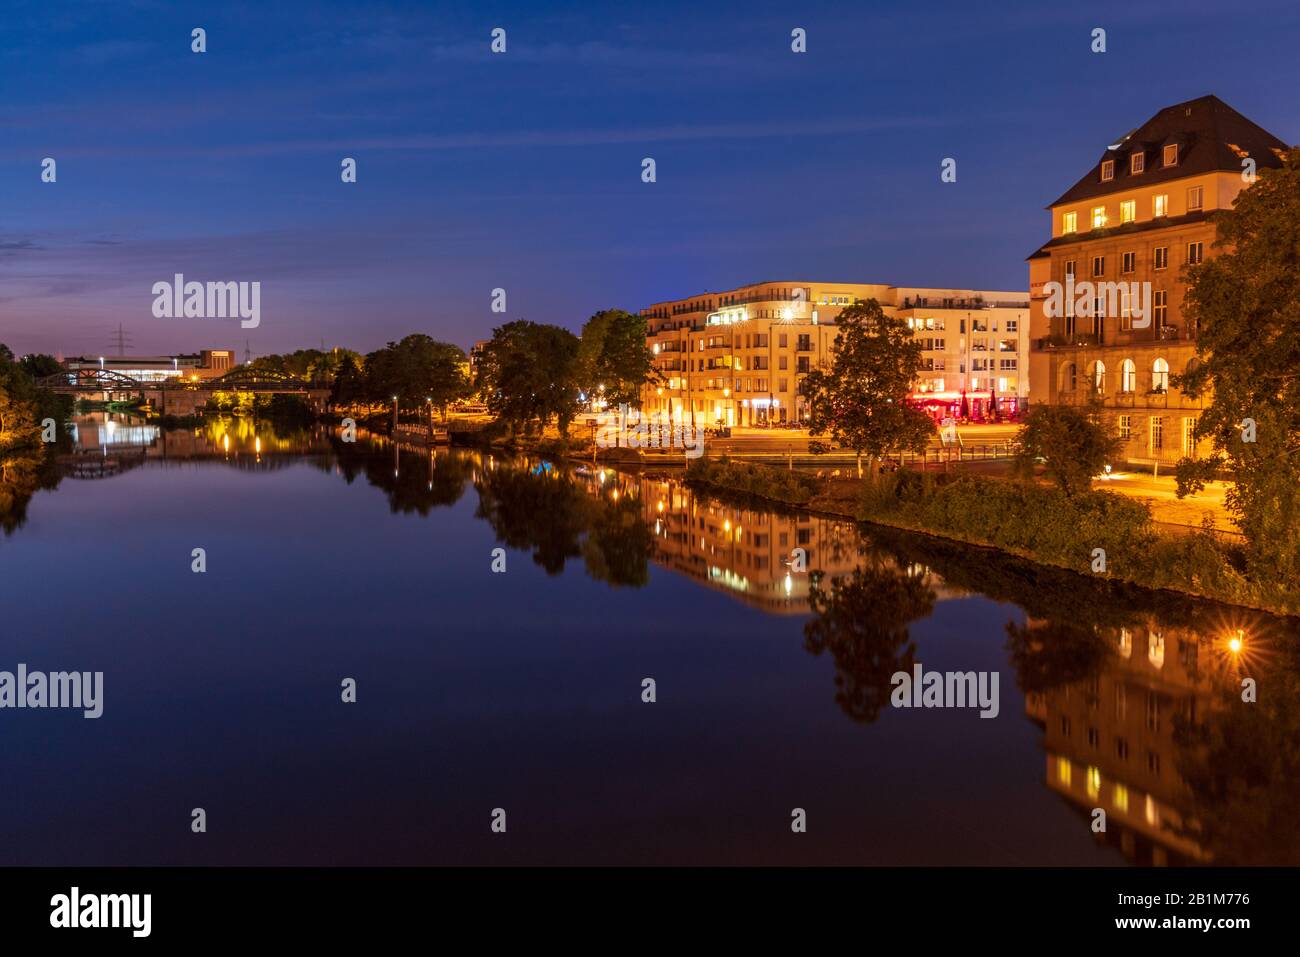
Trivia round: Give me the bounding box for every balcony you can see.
[1036,333,1102,349]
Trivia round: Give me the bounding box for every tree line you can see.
[0,345,69,452]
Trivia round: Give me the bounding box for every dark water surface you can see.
[2,415,1296,866]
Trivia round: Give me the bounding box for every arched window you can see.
[1152,358,1169,393]
[1088,360,1106,394]
[1121,359,1136,393]
[1061,362,1077,393]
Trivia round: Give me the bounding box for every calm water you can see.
[1,413,1296,866]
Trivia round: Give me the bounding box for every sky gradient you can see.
[2,0,1298,358]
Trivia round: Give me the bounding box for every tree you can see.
[475,321,582,436]
[1175,147,1300,586]
[577,309,659,408]
[330,353,366,406]
[18,353,64,379]
[364,335,469,417]
[0,357,41,451]
[801,299,934,477]
[1012,403,1122,497]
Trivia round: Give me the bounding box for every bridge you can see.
[37,368,330,415]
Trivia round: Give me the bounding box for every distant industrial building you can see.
[63,350,237,383]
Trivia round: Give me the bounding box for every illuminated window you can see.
[1120,200,1136,223]
[1114,784,1130,813]
[1090,360,1105,392]
[1121,360,1136,394]
[1153,194,1168,217]
[1091,206,1108,229]
[1119,626,1133,654]
[1145,795,1158,826]
[1087,766,1101,798]
[1152,357,1169,392]
[1062,211,1078,234]
[1057,756,1072,785]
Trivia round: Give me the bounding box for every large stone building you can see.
[1027,95,1290,467]
[640,281,1028,427]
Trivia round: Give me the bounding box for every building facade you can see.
[1027,95,1289,467]
[65,350,237,383]
[640,281,1028,427]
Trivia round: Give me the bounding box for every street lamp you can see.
[392,394,399,434]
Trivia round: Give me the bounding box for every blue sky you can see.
[2,0,1298,358]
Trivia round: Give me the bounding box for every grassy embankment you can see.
[684,456,1296,615]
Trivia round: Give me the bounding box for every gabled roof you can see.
[1048,95,1289,208]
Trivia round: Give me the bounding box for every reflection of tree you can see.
[1172,636,1300,864]
[332,440,472,514]
[582,492,653,587]
[804,562,936,723]
[1,449,62,536]
[1005,620,1113,695]
[475,466,592,574]
[474,461,653,585]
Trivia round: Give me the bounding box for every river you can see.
[1,413,1295,866]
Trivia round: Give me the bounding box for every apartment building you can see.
[641,281,1028,427]
[1027,95,1290,466]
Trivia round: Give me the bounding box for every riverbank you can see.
[683,457,1298,616]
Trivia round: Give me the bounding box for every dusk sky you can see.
[2,0,1297,359]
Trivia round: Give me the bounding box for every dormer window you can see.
[1101,159,1115,181]
[1162,143,1179,167]
[1130,152,1145,174]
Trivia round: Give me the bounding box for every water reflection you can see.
[3,419,1298,866]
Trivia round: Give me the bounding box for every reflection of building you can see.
[71,416,160,450]
[64,350,237,383]
[1027,619,1224,865]
[1027,95,1289,466]
[640,281,1028,427]
[602,472,964,613]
